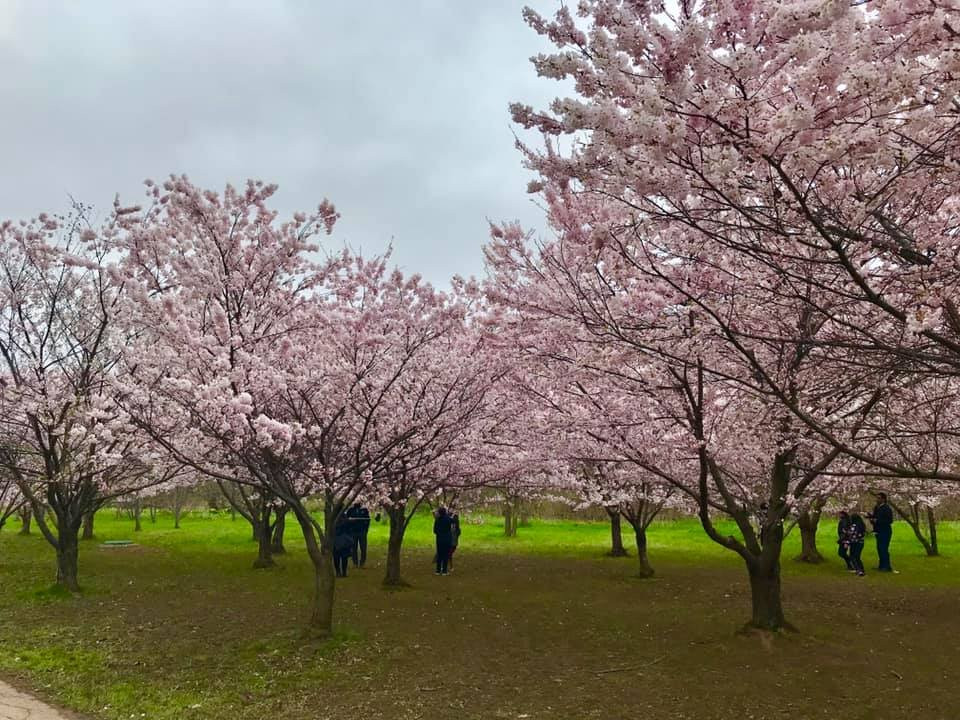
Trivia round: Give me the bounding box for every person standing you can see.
[845,512,867,576]
[346,504,371,568]
[837,510,854,571]
[447,512,462,571]
[867,492,895,572]
[433,507,454,575]
[333,516,354,578]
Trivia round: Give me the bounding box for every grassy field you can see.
[1,511,958,720]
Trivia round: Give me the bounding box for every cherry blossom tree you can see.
[483,209,894,630]
[510,0,960,483]
[0,204,177,590]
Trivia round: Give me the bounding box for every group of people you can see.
[837,492,896,576]
[332,504,372,578]
[331,504,463,578]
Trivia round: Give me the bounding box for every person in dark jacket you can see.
[433,507,454,575]
[346,504,371,568]
[866,492,895,572]
[845,512,867,576]
[837,510,854,571]
[333,517,354,578]
[447,512,462,571]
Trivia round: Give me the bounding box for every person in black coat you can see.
[866,492,895,572]
[433,507,454,575]
[837,510,854,571]
[332,517,354,578]
[346,504,371,568]
[845,512,867,576]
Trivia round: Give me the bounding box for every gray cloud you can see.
[0,1,566,287]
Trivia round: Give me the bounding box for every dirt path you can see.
[0,680,78,720]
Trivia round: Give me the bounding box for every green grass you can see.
[1,511,958,720]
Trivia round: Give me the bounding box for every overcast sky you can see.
[0,1,566,287]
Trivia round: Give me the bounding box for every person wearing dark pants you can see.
[433,507,453,575]
[867,492,895,572]
[837,510,854,571]
[333,518,353,578]
[346,504,371,568]
[447,512,461,571]
[846,513,867,576]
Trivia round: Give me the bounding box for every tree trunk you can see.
[383,508,409,587]
[309,546,336,638]
[293,509,335,639]
[149,506,157,523]
[927,506,939,557]
[271,508,287,554]
[746,557,787,631]
[503,504,515,537]
[18,507,31,535]
[606,509,628,557]
[133,500,142,532]
[81,510,95,541]
[794,510,824,563]
[519,509,531,527]
[633,524,655,578]
[56,527,81,592]
[252,519,275,569]
[891,500,938,557]
[173,505,182,530]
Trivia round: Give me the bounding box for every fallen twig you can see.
[890,670,903,681]
[595,656,666,675]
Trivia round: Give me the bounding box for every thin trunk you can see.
[294,510,335,639]
[271,508,287,554]
[173,505,182,529]
[81,510,95,540]
[606,509,628,557]
[18,507,31,535]
[149,506,157,524]
[133,499,142,532]
[503,504,515,537]
[891,500,938,557]
[927,506,939,557]
[633,523,654,578]
[383,507,409,587]
[252,517,275,569]
[794,510,824,563]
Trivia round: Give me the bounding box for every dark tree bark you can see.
[173,505,182,529]
[271,507,287,555]
[81,510,95,540]
[606,507,628,557]
[794,505,824,563]
[746,555,786,631]
[383,506,411,587]
[632,523,655,578]
[927,506,939,557]
[253,516,276,568]
[292,507,336,639]
[503,503,516,537]
[18,506,31,535]
[56,526,81,592]
[133,498,142,532]
[148,506,157,523]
